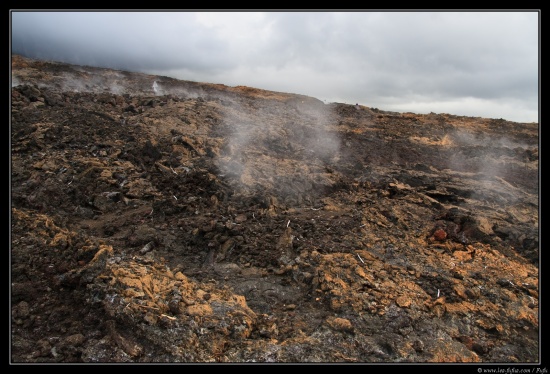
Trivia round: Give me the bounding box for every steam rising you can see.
[215,95,341,205]
[11,58,342,206]
[14,55,536,212]
[445,128,538,205]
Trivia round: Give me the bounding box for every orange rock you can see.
[433,229,447,241]
[396,295,411,308]
[327,317,354,332]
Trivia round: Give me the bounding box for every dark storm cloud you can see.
[10,10,539,123]
[11,12,233,72]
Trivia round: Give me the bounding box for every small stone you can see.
[433,229,447,241]
[412,339,424,352]
[234,214,247,223]
[327,317,354,332]
[396,295,411,308]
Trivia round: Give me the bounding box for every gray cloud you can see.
[10,10,539,123]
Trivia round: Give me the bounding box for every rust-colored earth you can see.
[10,55,540,364]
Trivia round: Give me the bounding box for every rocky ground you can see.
[10,55,540,365]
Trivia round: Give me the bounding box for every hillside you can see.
[10,54,540,364]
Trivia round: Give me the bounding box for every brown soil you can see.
[10,55,540,364]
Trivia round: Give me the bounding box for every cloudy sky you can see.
[10,10,540,123]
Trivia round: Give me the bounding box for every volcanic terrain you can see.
[10,55,540,364]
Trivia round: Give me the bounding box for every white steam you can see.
[446,128,538,205]
[215,95,341,203]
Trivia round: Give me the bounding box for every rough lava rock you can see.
[10,55,539,364]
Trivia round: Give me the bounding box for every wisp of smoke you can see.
[214,95,341,205]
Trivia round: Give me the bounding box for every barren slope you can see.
[10,55,539,363]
